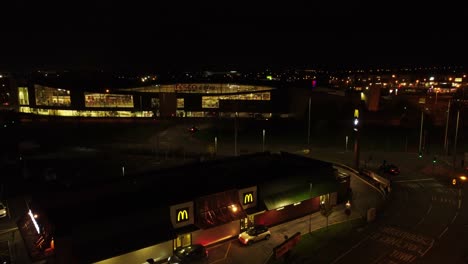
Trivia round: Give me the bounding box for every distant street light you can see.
[353,109,360,169]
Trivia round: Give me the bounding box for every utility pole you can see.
[234,112,238,156]
[419,110,424,155]
[453,108,460,168]
[308,183,312,234]
[307,97,311,145]
[444,100,451,155]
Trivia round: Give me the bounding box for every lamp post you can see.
[308,183,312,234]
[418,110,424,156]
[444,100,451,156]
[453,108,460,168]
[307,97,311,146]
[262,129,265,152]
[214,136,218,156]
[234,112,238,156]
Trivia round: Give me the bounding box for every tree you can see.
[320,194,333,230]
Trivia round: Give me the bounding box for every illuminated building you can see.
[14,71,279,119]
[17,152,348,264]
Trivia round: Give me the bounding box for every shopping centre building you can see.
[17,152,350,264]
[16,79,281,119]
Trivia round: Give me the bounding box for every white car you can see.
[238,225,271,245]
[0,202,7,218]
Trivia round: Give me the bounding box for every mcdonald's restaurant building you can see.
[18,152,350,264]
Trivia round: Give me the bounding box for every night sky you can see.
[2,2,468,72]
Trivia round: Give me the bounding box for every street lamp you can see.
[444,100,451,156]
[307,97,311,146]
[234,112,238,156]
[453,107,460,168]
[262,129,266,152]
[418,110,424,156]
[308,183,312,234]
[214,136,218,156]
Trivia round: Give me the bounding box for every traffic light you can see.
[433,156,437,164]
[418,152,423,158]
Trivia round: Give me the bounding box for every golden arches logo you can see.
[176,209,189,223]
[243,192,254,205]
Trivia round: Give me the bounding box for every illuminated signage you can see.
[243,192,254,205]
[28,210,40,234]
[354,109,359,118]
[176,208,189,223]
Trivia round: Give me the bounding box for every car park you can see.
[167,244,208,264]
[238,225,271,245]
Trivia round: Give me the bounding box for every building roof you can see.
[30,151,337,263]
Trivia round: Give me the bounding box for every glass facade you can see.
[19,83,276,119]
[18,87,30,105]
[120,83,274,94]
[35,85,71,107]
[201,92,270,109]
[19,106,153,118]
[177,98,184,109]
[84,93,134,108]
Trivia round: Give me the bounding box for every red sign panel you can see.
[274,232,301,259]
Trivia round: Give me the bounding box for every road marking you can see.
[426,204,432,215]
[438,227,448,239]
[330,235,370,264]
[393,178,434,183]
[0,227,18,236]
[451,212,458,224]
[209,241,232,264]
[416,204,432,226]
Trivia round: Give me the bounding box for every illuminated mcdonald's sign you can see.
[243,192,254,205]
[176,208,189,223]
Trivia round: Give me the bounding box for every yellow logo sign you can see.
[243,192,254,205]
[176,208,189,223]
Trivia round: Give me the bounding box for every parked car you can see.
[0,202,7,218]
[378,164,400,175]
[168,244,208,264]
[238,225,271,245]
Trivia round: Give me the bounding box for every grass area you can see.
[267,218,373,264]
